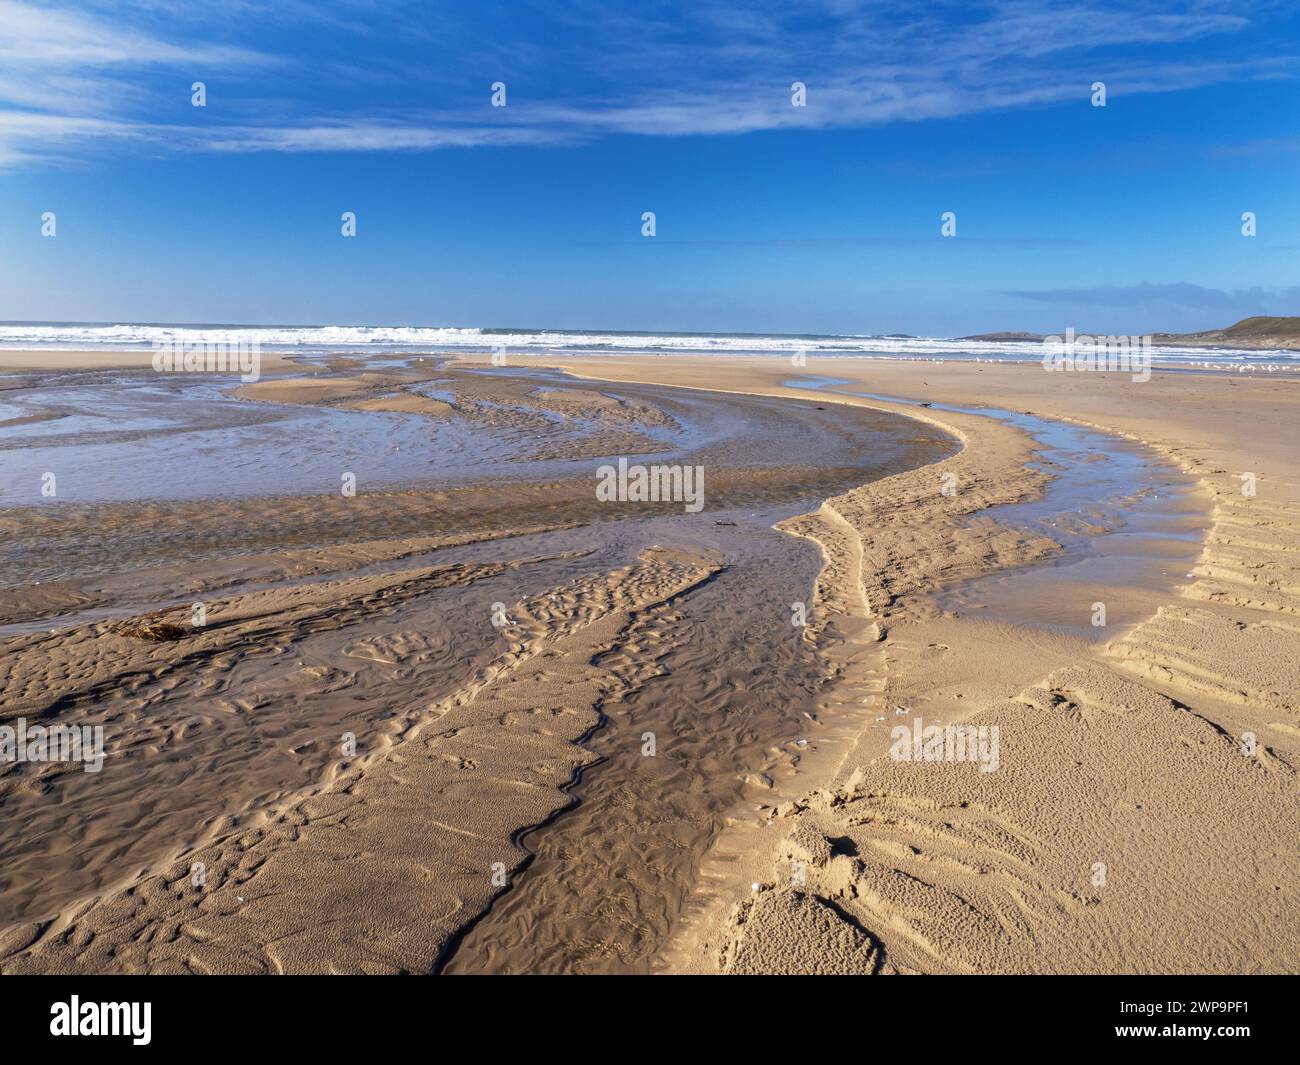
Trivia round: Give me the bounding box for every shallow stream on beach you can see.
[441,374,1206,972]
[0,363,956,963]
[0,365,936,506]
[785,375,1208,639]
[0,361,1210,972]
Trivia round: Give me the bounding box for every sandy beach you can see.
[7,3,1300,1044]
[538,355,1300,973]
[0,350,1295,974]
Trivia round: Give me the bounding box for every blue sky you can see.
[1,0,1297,335]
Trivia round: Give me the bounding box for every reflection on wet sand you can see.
[0,358,954,973]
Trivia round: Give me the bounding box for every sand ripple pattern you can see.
[683,393,1298,975]
[1,547,720,973]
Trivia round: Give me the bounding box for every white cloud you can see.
[200,122,566,152]
[1006,282,1300,313]
[0,0,261,68]
[0,0,1293,166]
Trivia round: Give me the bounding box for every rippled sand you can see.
[0,355,951,972]
[1,351,1294,975]
[536,355,1298,975]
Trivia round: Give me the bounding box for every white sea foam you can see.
[0,322,1293,365]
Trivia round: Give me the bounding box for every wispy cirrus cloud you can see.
[0,0,269,163]
[1005,282,1300,314]
[0,0,1294,166]
[199,122,565,153]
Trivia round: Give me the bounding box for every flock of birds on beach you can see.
[887,354,1293,373]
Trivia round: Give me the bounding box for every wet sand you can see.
[1,350,1295,974]
[0,355,952,972]
[524,354,1299,974]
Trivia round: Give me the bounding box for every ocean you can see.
[0,321,1296,367]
